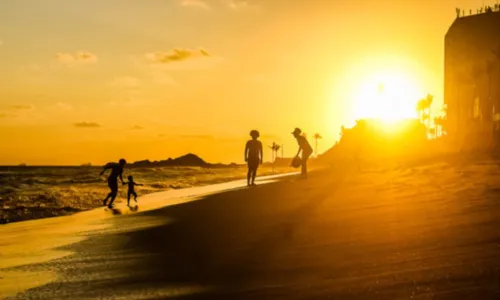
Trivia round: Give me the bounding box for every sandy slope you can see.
[0,172,297,299]
[2,156,500,299]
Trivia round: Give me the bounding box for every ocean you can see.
[0,165,290,223]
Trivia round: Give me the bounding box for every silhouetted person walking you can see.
[123,175,143,206]
[100,158,126,208]
[245,130,263,186]
[292,128,313,178]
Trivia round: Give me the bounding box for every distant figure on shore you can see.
[245,130,263,186]
[123,175,143,206]
[292,128,313,179]
[100,158,126,208]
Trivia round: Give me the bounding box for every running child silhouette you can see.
[123,175,143,206]
[245,130,263,186]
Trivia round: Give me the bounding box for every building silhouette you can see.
[444,9,500,141]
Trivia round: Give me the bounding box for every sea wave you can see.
[0,166,289,223]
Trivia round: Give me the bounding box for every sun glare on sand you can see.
[352,70,423,123]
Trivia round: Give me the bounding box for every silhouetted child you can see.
[123,175,143,206]
[245,130,263,186]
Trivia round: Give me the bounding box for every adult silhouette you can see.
[100,158,126,208]
[292,128,313,178]
[245,130,263,186]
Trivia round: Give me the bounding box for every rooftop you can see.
[446,8,500,38]
[455,4,500,19]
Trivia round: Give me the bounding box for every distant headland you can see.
[128,153,239,168]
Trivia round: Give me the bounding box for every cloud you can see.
[74,121,101,128]
[111,76,142,88]
[143,49,222,71]
[222,0,250,10]
[56,51,97,64]
[180,0,254,10]
[52,102,73,112]
[180,0,210,10]
[0,105,35,120]
[146,49,210,64]
[0,112,17,118]
[10,104,35,110]
[46,102,73,116]
[131,125,144,130]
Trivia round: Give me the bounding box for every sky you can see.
[0,0,491,165]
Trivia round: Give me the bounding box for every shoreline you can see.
[0,171,300,298]
[0,167,295,224]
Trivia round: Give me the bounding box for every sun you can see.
[351,69,424,123]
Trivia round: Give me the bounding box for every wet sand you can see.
[0,172,297,299]
[2,157,500,299]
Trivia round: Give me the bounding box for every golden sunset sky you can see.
[0,0,489,165]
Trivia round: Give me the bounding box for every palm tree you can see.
[274,144,281,160]
[313,133,322,157]
[434,116,447,137]
[416,94,433,124]
[269,142,276,162]
[416,94,434,137]
[268,142,281,170]
[425,94,433,127]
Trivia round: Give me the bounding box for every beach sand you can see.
[2,155,500,299]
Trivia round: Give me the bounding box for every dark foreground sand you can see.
[3,156,500,299]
